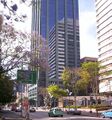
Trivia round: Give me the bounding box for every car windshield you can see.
[106,109,112,112]
[69,108,74,111]
[51,108,61,111]
[55,109,61,111]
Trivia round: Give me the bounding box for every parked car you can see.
[48,107,63,117]
[29,107,36,112]
[11,104,18,111]
[66,108,81,115]
[15,107,22,112]
[101,109,112,118]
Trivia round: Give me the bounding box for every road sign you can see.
[17,70,37,84]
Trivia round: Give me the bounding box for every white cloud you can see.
[79,11,98,58]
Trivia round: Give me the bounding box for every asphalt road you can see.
[0,110,110,120]
[29,110,109,120]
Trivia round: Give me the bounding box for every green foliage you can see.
[0,67,15,105]
[87,104,112,111]
[47,85,67,98]
[29,99,36,106]
[61,68,72,87]
[80,62,99,94]
[75,78,88,91]
[65,105,81,108]
[81,62,99,80]
[61,67,87,95]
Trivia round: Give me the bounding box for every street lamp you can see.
[71,80,77,111]
[66,89,72,111]
[48,93,53,108]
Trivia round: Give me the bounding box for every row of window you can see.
[96,0,110,15]
[97,15,112,35]
[99,49,112,58]
[99,42,112,53]
[98,29,112,42]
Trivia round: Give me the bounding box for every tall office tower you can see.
[29,0,80,106]
[95,0,112,93]
[45,0,80,85]
[48,19,80,85]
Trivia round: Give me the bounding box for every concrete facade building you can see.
[95,0,112,92]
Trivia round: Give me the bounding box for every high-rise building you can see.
[95,0,112,93]
[29,0,80,106]
[40,0,80,85]
[48,18,80,85]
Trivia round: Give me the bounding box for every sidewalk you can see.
[77,108,101,117]
[0,110,23,120]
[80,110,100,117]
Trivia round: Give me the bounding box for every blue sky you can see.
[79,0,98,58]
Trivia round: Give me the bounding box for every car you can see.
[66,108,81,115]
[29,107,36,112]
[15,107,22,112]
[48,107,63,117]
[101,109,112,118]
[11,107,16,111]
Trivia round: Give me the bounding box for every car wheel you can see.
[100,114,105,118]
[61,115,63,117]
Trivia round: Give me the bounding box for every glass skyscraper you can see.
[30,0,80,106]
[31,0,80,85]
[32,0,79,36]
[40,0,79,38]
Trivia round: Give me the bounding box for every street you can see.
[28,110,108,120]
[0,109,111,120]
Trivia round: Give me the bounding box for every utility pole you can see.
[20,81,23,117]
[20,59,24,117]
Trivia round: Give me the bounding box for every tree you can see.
[61,67,88,110]
[29,99,36,106]
[0,67,15,105]
[0,15,3,31]
[80,62,99,97]
[0,23,30,74]
[47,85,67,107]
[47,85,67,99]
[0,0,31,23]
[61,68,72,90]
[61,67,83,95]
[75,77,89,95]
[0,19,48,77]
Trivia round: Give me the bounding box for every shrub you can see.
[88,104,112,111]
[65,105,81,108]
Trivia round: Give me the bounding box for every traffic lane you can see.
[30,110,48,119]
[29,111,109,120]
[31,116,109,120]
